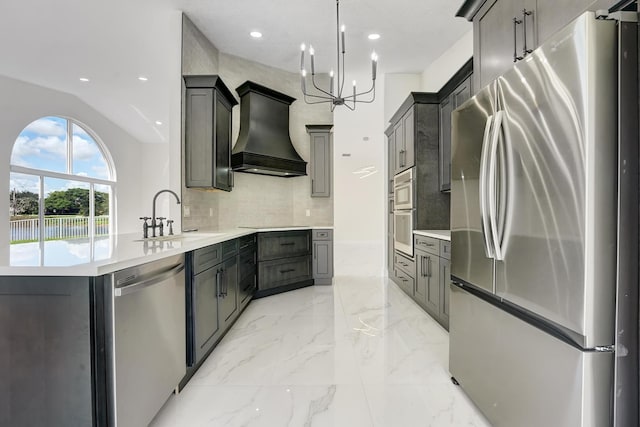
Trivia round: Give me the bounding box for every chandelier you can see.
[299,0,378,111]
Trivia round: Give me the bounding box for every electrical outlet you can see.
[306,209,311,217]
[184,206,190,217]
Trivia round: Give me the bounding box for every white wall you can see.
[384,73,423,124]
[333,73,386,276]
[421,30,473,92]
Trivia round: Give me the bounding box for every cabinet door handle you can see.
[522,9,533,57]
[280,268,296,274]
[216,269,223,297]
[513,17,523,62]
[427,256,432,277]
[280,242,295,246]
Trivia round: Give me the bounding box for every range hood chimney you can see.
[231,81,307,177]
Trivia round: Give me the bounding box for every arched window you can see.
[9,116,116,250]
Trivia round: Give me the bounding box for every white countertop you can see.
[1,226,333,277]
[413,230,450,241]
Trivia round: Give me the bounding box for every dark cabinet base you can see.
[253,279,314,299]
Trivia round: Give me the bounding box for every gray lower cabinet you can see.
[414,234,450,331]
[306,125,333,197]
[415,250,441,319]
[193,266,220,364]
[393,250,416,296]
[256,230,313,297]
[184,75,238,191]
[238,234,257,308]
[312,229,333,285]
[217,255,238,328]
[186,238,240,372]
[0,277,100,427]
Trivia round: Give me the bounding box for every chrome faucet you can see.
[140,189,181,238]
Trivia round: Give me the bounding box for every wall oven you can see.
[393,168,415,256]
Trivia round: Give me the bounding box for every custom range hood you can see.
[231,81,307,177]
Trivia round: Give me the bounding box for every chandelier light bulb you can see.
[329,70,334,77]
[309,45,314,56]
[301,43,306,51]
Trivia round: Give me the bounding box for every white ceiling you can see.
[0,0,470,145]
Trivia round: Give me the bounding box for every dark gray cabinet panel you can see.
[259,255,312,290]
[439,96,454,192]
[193,267,219,363]
[402,108,415,169]
[392,267,415,296]
[474,0,537,90]
[306,125,333,198]
[385,124,395,195]
[258,231,311,261]
[218,256,238,327]
[440,75,471,192]
[184,75,238,191]
[393,121,404,172]
[256,230,313,296]
[414,236,450,331]
[0,277,96,427]
[536,0,605,46]
[312,229,333,285]
[238,236,257,308]
[193,244,221,274]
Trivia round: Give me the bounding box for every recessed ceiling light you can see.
[79,77,90,82]
[155,121,163,125]
[368,33,381,40]
[138,76,148,81]
[250,31,263,38]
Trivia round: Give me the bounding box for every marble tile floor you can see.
[151,276,492,427]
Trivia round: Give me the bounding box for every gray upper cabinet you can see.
[306,125,333,198]
[393,108,416,174]
[474,0,537,90]
[184,75,238,191]
[467,0,616,91]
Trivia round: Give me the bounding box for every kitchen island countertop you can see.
[1,226,333,277]
[413,230,450,241]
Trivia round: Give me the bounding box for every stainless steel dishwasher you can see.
[105,254,186,427]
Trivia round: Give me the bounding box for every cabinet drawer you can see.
[258,255,312,290]
[193,244,221,275]
[393,267,415,296]
[394,251,415,275]
[258,231,311,261]
[440,240,451,260]
[239,233,257,250]
[221,239,238,260]
[312,229,333,241]
[238,249,257,281]
[414,235,440,256]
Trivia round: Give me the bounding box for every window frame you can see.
[9,116,117,243]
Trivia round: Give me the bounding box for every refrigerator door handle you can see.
[488,110,504,261]
[479,114,496,259]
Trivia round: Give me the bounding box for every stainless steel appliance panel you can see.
[393,209,414,256]
[493,13,618,347]
[109,254,186,427]
[449,284,613,427]
[450,83,497,293]
[393,168,414,210]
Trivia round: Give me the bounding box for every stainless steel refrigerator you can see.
[449,11,638,427]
